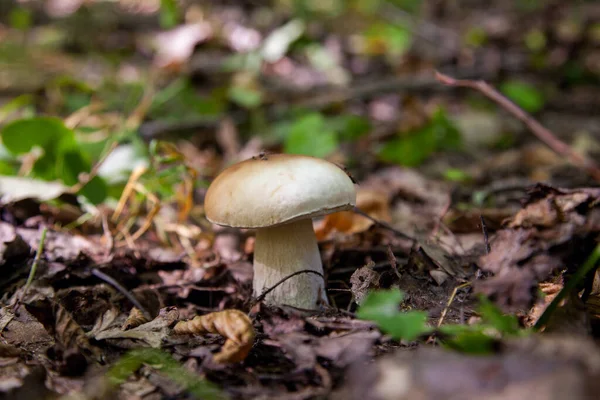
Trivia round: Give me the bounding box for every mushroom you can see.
[204,154,356,309]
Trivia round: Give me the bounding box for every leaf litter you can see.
[2,2,600,399]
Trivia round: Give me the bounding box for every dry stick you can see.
[480,215,491,254]
[91,268,151,320]
[14,227,48,311]
[252,270,325,306]
[70,140,119,194]
[435,71,600,182]
[353,207,416,242]
[436,282,471,328]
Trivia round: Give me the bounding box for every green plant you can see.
[108,348,226,399]
[378,108,462,166]
[0,117,108,204]
[357,289,528,354]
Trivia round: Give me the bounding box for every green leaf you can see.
[357,289,405,320]
[440,326,498,355]
[443,168,471,182]
[328,115,371,141]
[1,117,75,155]
[9,8,32,30]
[159,0,180,28]
[357,289,431,341]
[377,311,431,341]
[378,108,462,166]
[477,296,521,335]
[500,81,545,113]
[108,348,226,400]
[284,113,339,157]
[228,86,263,109]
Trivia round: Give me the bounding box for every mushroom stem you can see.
[253,218,327,309]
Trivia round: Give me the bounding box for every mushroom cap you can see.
[204,154,356,228]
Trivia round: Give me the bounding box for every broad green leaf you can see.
[328,115,371,141]
[377,311,431,341]
[378,108,462,166]
[443,168,471,182]
[357,289,432,341]
[1,117,75,155]
[9,8,32,30]
[159,0,180,28]
[364,23,412,56]
[284,113,338,157]
[500,81,545,113]
[357,289,405,320]
[440,327,498,354]
[228,86,263,109]
[477,296,521,335]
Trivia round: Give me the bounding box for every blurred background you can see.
[0,0,599,211]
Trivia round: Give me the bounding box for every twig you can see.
[437,282,471,328]
[480,216,491,254]
[386,245,402,279]
[534,243,600,330]
[353,207,415,242]
[13,227,48,310]
[435,71,600,182]
[91,268,151,320]
[70,141,119,194]
[252,270,325,306]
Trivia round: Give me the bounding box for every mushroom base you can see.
[253,218,328,309]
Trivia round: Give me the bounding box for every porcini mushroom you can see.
[204,154,356,309]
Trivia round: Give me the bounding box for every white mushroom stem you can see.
[253,218,328,309]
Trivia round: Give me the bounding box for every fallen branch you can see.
[435,71,600,182]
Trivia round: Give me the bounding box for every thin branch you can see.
[480,216,491,254]
[353,207,416,242]
[436,71,600,182]
[437,282,471,328]
[91,268,151,320]
[252,270,325,306]
[70,141,119,194]
[13,227,48,310]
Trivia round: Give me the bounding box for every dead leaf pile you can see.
[476,184,600,311]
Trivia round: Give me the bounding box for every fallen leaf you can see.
[93,307,179,348]
[173,309,255,363]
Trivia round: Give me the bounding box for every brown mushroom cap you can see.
[204,154,356,228]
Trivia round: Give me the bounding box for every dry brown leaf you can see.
[173,309,255,363]
[316,189,391,240]
[122,307,149,330]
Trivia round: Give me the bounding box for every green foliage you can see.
[159,0,181,29]
[284,113,338,157]
[8,8,32,31]
[464,27,488,47]
[282,112,370,157]
[357,289,432,341]
[364,23,413,57]
[378,108,462,166]
[0,117,108,204]
[500,80,545,113]
[358,289,528,353]
[228,86,263,109]
[108,348,226,400]
[443,168,472,183]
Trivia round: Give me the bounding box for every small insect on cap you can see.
[204,154,357,229]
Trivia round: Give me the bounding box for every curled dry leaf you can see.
[122,307,149,330]
[173,309,255,364]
